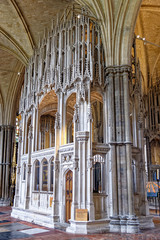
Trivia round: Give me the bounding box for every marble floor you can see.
[0,207,160,240]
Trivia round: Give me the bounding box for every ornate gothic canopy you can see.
[0,0,159,124]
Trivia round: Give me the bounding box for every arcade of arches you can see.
[0,0,160,234]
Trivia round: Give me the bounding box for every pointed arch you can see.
[119,0,142,65]
[77,0,142,66]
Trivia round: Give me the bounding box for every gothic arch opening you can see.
[66,93,76,144]
[91,91,103,143]
[38,90,58,150]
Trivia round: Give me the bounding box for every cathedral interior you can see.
[0,0,160,235]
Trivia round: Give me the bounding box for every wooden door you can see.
[65,170,73,222]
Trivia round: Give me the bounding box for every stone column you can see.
[123,68,134,216]
[86,102,95,220]
[24,125,33,209]
[145,136,151,181]
[74,82,95,220]
[24,115,28,154]
[0,126,4,200]
[137,114,149,216]
[20,113,24,155]
[0,125,14,206]
[71,103,79,220]
[5,126,12,200]
[105,69,118,217]
[32,107,37,152]
[59,92,65,145]
[49,117,52,148]
[2,126,7,200]
[105,66,139,233]
[14,128,22,207]
[52,111,60,222]
[35,107,39,151]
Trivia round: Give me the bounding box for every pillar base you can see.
[86,202,95,221]
[0,198,10,206]
[24,197,30,209]
[138,215,154,229]
[13,196,20,207]
[109,215,139,233]
[66,219,110,234]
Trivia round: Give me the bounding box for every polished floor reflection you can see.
[0,207,160,240]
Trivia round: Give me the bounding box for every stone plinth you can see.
[66,219,110,234]
[139,215,154,230]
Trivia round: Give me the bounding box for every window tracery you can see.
[34,160,40,191]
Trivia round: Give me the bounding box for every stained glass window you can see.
[34,161,40,191]
[42,160,48,191]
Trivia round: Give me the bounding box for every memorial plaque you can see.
[75,209,88,221]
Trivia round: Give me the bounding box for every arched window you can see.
[22,163,26,181]
[34,160,40,191]
[93,155,104,193]
[42,159,48,191]
[50,159,54,192]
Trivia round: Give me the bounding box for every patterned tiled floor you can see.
[0,207,160,240]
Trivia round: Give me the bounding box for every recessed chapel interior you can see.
[0,0,160,234]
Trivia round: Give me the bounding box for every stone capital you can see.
[0,125,14,132]
[76,131,89,141]
[105,65,132,77]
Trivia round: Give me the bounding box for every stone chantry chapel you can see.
[0,0,160,235]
